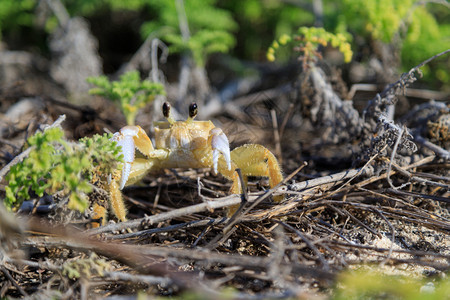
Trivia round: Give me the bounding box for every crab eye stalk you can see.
[162,102,171,118]
[162,102,175,124]
[189,102,198,119]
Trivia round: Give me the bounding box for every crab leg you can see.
[230,144,283,202]
[215,143,284,216]
[210,130,283,203]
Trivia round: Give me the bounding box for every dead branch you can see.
[87,193,250,235]
[414,134,450,160]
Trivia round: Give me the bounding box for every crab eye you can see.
[189,102,198,118]
[162,102,171,118]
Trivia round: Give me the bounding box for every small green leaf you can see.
[87,70,165,125]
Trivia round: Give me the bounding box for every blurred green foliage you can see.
[267,27,353,66]
[333,269,450,300]
[0,0,35,40]
[400,7,450,83]
[0,0,448,85]
[61,0,147,15]
[140,0,237,67]
[87,70,166,125]
[5,128,123,212]
[48,0,237,67]
[338,0,414,42]
[336,0,450,83]
[220,0,315,60]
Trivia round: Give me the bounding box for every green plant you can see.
[0,0,35,41]
[333,269,450,300]
[140,0,237,68]
[267,27,353,66]
[221,0,315,60]
[336,0,450,85]
[400,7,450,84]
[87,70,165,125]
[338,0,414,43]
[5,127,123,212]
[60,0,146,16]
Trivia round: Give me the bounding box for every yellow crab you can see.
[91,102,283,227]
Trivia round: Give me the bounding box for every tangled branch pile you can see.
[0,46,448,298]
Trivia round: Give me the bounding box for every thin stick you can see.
[374,209,395,265]
[300,199,450,232]
[329,205,380,237]
[347,83,448,101]
[45,0,70,26]
[109,217,228,240]
[87,193,249,235]
[387,188,450,204]
[328,240,450,258]
[279,103,294,139]
[175,0,192,104]
[412,49,450,70]
[192,223,213,247]
[153,182,162,209]
[104,271,173,286]
[277,221,330,270]
[216,169,249,236]
[309,155,436,200]
[378,49,450,100]
[271,109,282,164]
[389,162,450,189]
[221,162,307,235]
[414,134,450,160]
[237,168,249,204]
[386,125,410,190]
[150,38,169,82]
[0,266,28,297]
[206,225,238,249]
[0,147,33,183]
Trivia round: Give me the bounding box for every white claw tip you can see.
[212,149,219,174]
[119,163,132,190]
[111,126,139,190]
[210,128,231,173]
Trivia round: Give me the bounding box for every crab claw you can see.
[210,128,231,174]
[111,126,140,189]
